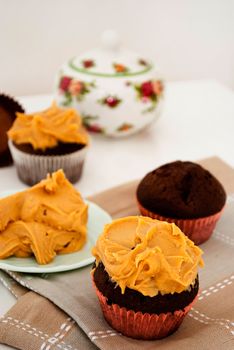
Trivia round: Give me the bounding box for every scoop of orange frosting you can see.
[8,102,88,150]
[0,170,88,264]
[92,216,203,297]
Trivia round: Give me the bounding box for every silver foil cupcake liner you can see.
[9,140,88,185]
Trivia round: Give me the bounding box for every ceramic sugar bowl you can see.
[55,31,164,137]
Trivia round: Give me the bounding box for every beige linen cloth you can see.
[0,157,233,350]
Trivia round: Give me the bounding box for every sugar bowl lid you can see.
[68,30,153,78]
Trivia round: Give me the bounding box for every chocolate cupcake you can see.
[0,94,24,167]
[8,102,89,185]
[137,161,226,244]
[92,216,203,340]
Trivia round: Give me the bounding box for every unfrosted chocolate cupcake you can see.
[92,216,203,340]
[8,102,89,185]
[137,161,226,244]
[0,94,24,166]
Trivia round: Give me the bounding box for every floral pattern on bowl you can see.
[98,95,122,108]
[116,123,134,132]
[82,115,105,134]
[55,31,164,137]
[113,63,129,73]
[58,76,96,106]
[131,80,164,113]
[82,59,95,69]
[138,58,150,67]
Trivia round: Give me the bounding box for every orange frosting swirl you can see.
[8,102,88,150]
[0,170,88,264]
[92,216,204,297]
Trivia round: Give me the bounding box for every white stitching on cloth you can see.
[90,333,119,341]
[0,318,47,341]
[189,308,234,336]
[198,275,234,300]
[0,275,16,284]
[6,317,49,336]
[0,276,18,298]
[227,194,234,203]
[213,230,234,246]
[6,270,38,293]
[0,317,76,350]
[215,194,234,246]
[40,317,76,350]
[5,271,76,331]
[89,330,118,335]
[88,329,119,341]
[191,308,234,328]
[4,272,79,349]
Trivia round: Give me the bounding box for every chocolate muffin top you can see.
[0,94,24,166]
[137,161,226,219]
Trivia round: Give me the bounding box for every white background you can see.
[1,0,234,96]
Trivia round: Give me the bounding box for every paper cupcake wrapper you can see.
[9,140,88,186]
[94,284,197,340]
[137,201,223,245]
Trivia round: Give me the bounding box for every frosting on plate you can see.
[0,170,88,264]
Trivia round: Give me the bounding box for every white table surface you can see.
[0,80,234,349]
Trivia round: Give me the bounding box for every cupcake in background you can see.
[0,94,24,167]
[92,216,203,340]
[8,102,89,185]
[137,161,226,245]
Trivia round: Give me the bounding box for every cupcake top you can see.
[8,102,89,151]
[0,169,88,264]
[137,161,226,219]
[92,216,203,297]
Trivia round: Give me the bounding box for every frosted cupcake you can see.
[92,216,203,339]
[8,102,89,185]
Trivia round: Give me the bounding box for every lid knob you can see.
[101,30,121,51]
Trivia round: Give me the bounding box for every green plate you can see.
[0,190,112,273]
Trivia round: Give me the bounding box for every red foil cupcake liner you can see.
[94,285,197,340]
[137,201,223,245]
